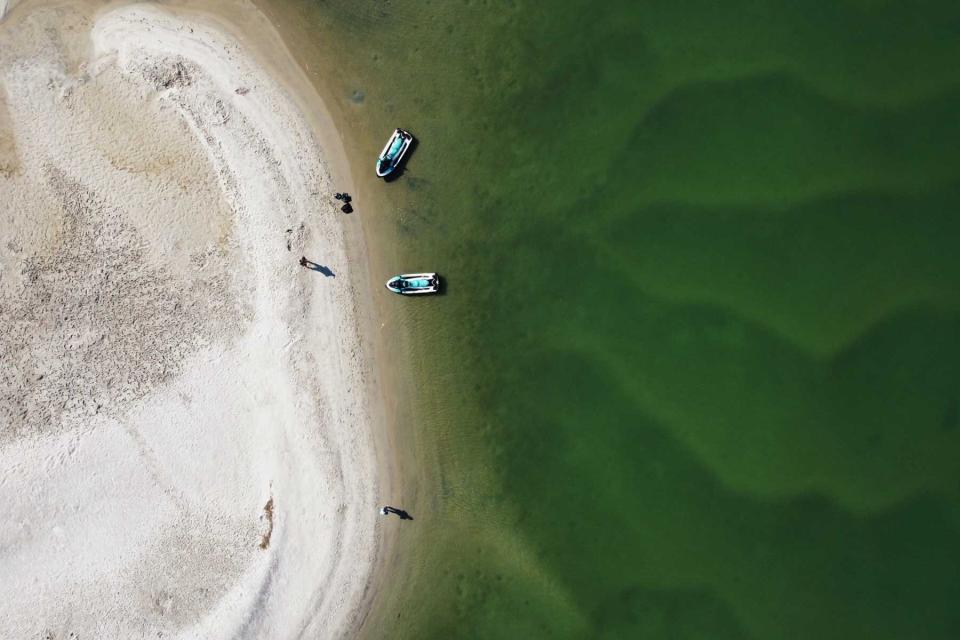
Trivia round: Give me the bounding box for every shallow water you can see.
[263,1,960,637]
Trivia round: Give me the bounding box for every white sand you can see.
[0,2,381,637]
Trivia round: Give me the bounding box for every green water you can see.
[265,1,960,637]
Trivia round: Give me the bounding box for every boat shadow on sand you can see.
[382,136,419,183]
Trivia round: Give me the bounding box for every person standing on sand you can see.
[299,256,308,267]
[380,506,412,519]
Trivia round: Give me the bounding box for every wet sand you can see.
[0,1,387,637]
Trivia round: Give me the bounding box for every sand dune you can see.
[0,2,379,638]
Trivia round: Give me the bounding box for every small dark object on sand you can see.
[341,203,353,214]
[334,192,344,200]
[299,256,308,267]
[341,193,352,203]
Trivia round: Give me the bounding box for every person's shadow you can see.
[301,258,336,277]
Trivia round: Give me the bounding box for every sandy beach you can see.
[0,1,384,637]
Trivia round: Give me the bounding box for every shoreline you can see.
[245,4,424,634]
[159,3,404,632]
[0,1,392,637]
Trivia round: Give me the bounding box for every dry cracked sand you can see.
[0,2,382,638]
